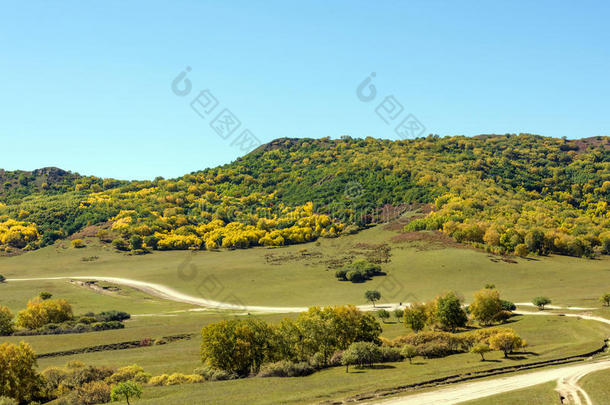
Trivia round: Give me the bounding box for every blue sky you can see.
[1,1,609,180]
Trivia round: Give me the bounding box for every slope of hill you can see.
[0,134,608,257]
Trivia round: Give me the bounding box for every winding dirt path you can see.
[376,359,610,405]
[5,276,400,313]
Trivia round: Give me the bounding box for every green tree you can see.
[0,342,40,403]
[365,290,381,307]
[400,344,417,364]
[403,303,427,332]
[393,308,404,321]
[470,343,491,361]
[432,292,467,331]
[532,296,551,310]
[0,306,14,336]
[110,381,142,405]
[469,289,503,325]
[600,293,610,307]
[342,342,381,369]
[377,309,390,323]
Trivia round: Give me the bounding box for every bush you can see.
[96,310,131,322]
[257,361,315,377]
[309,352,326,369]
[39,292,53,300]
[107,364,150,384]
[380,346,402,362]
[532,296,552,310]
[71,239,85,248]
[417,342,454,358]
[501,300,516,311]
[74,381,111,405]
[78,316,96,325]
[0,275,5,283]
[65,365,114,387]
[328,350,344,367]
[111,238,129,251]
[0,306,14,336]
[193,365,237,381]
[91,321,124,331]
[165,373,204,385]
[147,374,169,386]
[0,397,17,405]
[15,298,73,329]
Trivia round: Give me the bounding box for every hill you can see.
[0,134,609,257]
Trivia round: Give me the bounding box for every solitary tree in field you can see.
[377,309,390,323]
[110,381,142,405]
[532,296,551,310]
[393,308,404,321]
[470,343,491,361]
[600,293,610,307]
[365,290,381,307]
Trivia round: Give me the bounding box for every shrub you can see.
[492,310,513,323]
[78,316,96,325]
[0,397,18,405]
[91,321,124,331]
[0,275,5,283]
[377,309,390,323]
[39,292,53,300]
[0,306,14,336]
[147,374,169,386]
[599,293,610,307]
[71,239,85,248]
[257,361,315,377]
[417,342,454,358]
[165,373,204,385]
[380,346,402,362]
[0,342,39,403]
[501,300,516,311]
[96,310,130,322]
[74,381,111,405]
[328,350,344,367]
[193,365,237,381]
[309,352,326,369]
[16,298,73,329]
[111,238,129,251]
[65,365,114,387]
[469,289,503,325]
[107,364,150,384]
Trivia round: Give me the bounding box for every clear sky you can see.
[1,1,609,180]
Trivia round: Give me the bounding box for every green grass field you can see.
[460,381,561,405]
[2,221,610,404]
[579,367,610,405]
[2,221,610,311]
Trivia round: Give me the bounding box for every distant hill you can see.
[1,134,609,258]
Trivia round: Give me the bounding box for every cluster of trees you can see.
[1,134,608,256]
[335,260,383,283]
[200,305,382,376]
[0,295,130,336]
[0,219,39,250]
[402,288,514,333]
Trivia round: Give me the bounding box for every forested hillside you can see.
[1,134,609,257]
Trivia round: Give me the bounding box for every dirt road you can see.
[376,359,610,405]
[6,276,401,313]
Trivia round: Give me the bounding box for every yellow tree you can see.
[0,341,40,402]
